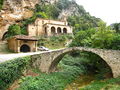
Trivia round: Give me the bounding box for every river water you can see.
[65,75,94,90]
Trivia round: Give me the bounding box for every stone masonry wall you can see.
[31,47,120,78]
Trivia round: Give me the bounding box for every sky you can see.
[76,0,120,25]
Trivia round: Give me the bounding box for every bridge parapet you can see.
[31,47,120,78]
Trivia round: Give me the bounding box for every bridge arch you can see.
[48,47,113,77]
[31,47,120,78]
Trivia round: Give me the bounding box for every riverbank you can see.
[0,52,115,90]
[17,52,113,90]
[65,75,95,90]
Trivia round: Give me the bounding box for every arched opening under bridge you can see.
[49,50,113,79]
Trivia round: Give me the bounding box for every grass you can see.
[1,50,117,90]
[45,41,66,49]
[38,35,73,49]
[17,53,116,90]
[16,55,86,90]
[80,77,120,90]
[16,67,83,90]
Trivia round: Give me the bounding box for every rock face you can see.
[0,0,40,41]
[58,2,86,20]
[0,0,87,40]
[0,0,58,41]
[1,0,39,20]
[42,0,58,4]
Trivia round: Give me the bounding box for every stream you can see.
[65,75,95,90]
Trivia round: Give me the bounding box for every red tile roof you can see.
[14,35,38,41]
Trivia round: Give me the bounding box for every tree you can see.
[110,23,120,33]
[91,22,115,49]
[7,24,21,38]
[70,22,117,50]
[110,34,120,50]
[67,15,102,34]
[69,28,96,47]
[0,0,3,10]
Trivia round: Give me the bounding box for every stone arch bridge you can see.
[31,47,120,78]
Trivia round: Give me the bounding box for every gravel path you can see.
[0,48,64,63]
[0,51,50,63]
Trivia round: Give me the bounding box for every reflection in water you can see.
[65,75,94,90]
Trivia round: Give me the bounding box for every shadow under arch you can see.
[2,31,8,41]
[20,44,31,52]
[51,26,56,35]
[48,50,113,78]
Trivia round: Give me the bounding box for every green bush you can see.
[81,77,120,90]
[17,54,87,90]
[17,67,83,90]
[0,0,4,10]
[17,52,113,90]
[37,35,73,49]
[7,24,21,38]
[0,56,31,90]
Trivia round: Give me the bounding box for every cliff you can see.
[0,0,101,40]
[0,0,40,40]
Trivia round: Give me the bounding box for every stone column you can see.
[17,40,20,53]
[35,41,38,52]
[47,27,51,36]
[61,27,63,34]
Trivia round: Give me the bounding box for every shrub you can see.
[17,54,88,90]
[81,77,120,90]
[0,0,4,10]
[0,56,31,90]
[7,24,21,38]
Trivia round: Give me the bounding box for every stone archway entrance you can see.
[20,44,30,52]
[2,32,8,41]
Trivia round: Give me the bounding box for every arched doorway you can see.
[20,44,30,52]
[2,32,8,41]
[51,26,56,35]
[57,27,62,34]
[63,28,67,33]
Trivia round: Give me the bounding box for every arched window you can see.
[20,44,30,52]
[51,26,56,35]
[57,27,62,34]
[63,28,67,33]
